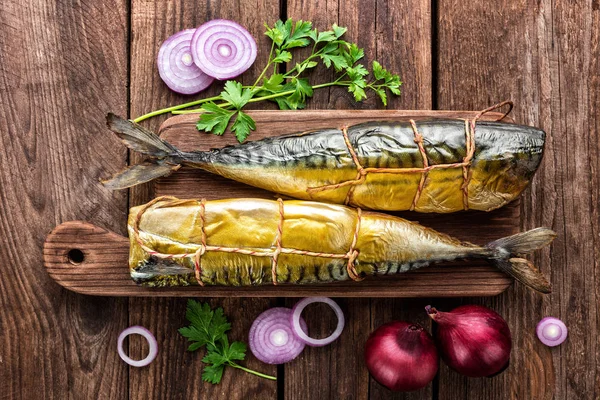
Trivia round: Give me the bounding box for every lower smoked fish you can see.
[129,196,554,293]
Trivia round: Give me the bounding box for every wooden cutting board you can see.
[44,109,517,297]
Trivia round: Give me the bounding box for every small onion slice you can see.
[536,317,568,347]
[190,19,257,80]
[249,307,307,364]
[118,326,158,367]
[157,29,214,94]
[291,297,345,347]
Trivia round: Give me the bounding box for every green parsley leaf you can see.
[321,53,348,71]
[178,300,231,347]
[374,87,388,106]
[264,22,285,46]
[283,78,313,110]
[221,81,253,109]
[347,43,364,64]
[231,111,256,143]
[349,83,367,102]
[346,65,369,81]
[281,20,312,49]
[274,97,292,110]
[320,42,339,54]
[186,341,204,352]
[372,60,385,80]
[386,74,403,95]
[389,84,402,96]
[202,350,227,366]
[202,364,225,384]
[272,49,292,63]
[262,74,285,92]
[196,103,234,135]
[226,341,247,361]
[294,60,318,75]
[280,19,293,40]
[294,78,313,97]
[316,30,336,43]
[332,23,347,38]
[180,300,275,385]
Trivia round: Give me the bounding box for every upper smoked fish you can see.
[103,112,545,213]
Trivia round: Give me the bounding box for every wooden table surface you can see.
[1,0,598,399]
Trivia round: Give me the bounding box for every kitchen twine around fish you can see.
[132,196,364,286]
[306,100,514,211]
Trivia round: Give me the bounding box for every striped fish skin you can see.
[128,198,547,289]
[180,120,545,212]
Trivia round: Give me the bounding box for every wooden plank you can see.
[281,4,371,398]
[128,1,279,399]
[280,1,432,399]
[436,1,600,399]
[0,0,129,398]
[367,0,434,398]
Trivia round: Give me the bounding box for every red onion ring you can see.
[291,297,345,347]
[157,29,214,94]
[536,317,568,347]
[117,326,158,367]
[190,19,257,80]
[249,307,307,364]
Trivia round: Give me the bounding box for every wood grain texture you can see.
[0,0,129,399]
[367,0,434,398]
[5,0,597,398]
[436,0,600,399]
[128,1,279,399]
[282,1,432,398]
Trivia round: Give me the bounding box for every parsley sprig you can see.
[179,300,276,384]
[134,19,402,142]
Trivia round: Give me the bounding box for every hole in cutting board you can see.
[67,249,85,264]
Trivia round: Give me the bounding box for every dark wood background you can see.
[1,0,598,399]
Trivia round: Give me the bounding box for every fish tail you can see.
[106,113,180,156]
[485,228,556,294]
[102,114,186,190]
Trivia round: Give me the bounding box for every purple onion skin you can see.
[427,305,512,378]
[365,321,439,392]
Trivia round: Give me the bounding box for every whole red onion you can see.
[426,305,512,378]
[364,321,439,391]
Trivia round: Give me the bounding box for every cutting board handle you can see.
[43,221,134,294]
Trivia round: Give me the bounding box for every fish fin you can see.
[491,258,552,294]
[487,227,556,255]
[106,113,179,157]
[101,162,181,190]
[486,228,556,294]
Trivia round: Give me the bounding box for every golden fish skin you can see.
[128,197,554,293]
[106,115,545,213]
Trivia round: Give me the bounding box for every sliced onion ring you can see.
[157,29,214,94]
[291,297,345,347]
[249,307,307,364]
[191,19,257,80]
[118,326,158,367]
[536,317,568,347]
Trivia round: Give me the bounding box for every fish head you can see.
[469,122,546,210]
